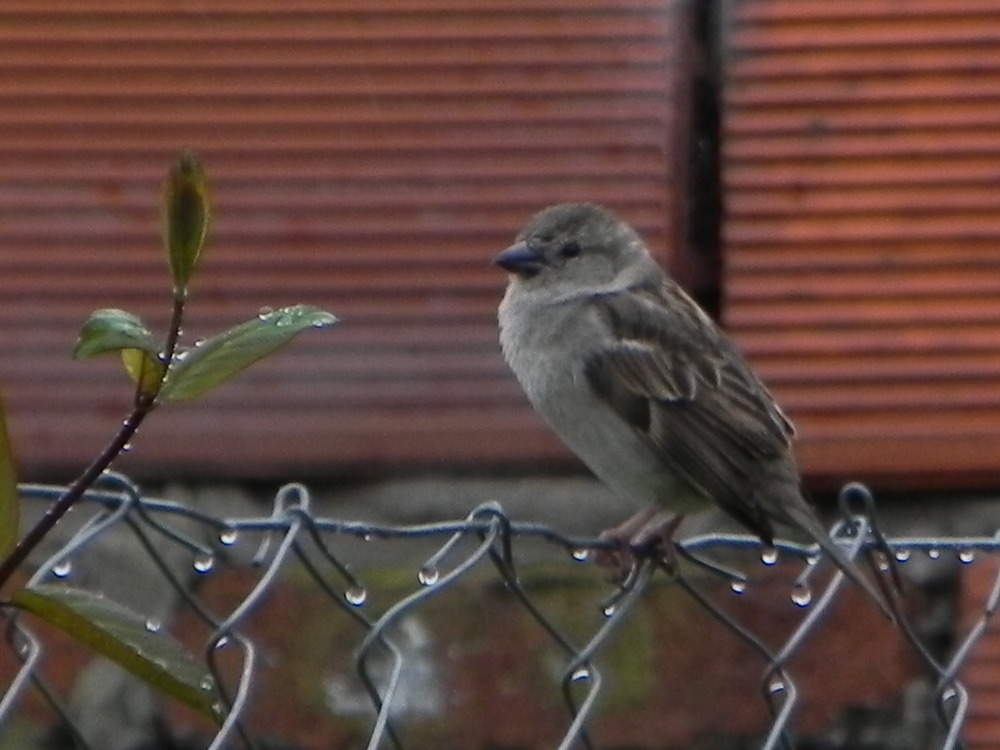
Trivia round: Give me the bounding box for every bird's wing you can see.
[583,280,795,541]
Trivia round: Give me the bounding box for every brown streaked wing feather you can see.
[583,279,795,541]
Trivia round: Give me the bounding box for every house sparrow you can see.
[494,202,890,616]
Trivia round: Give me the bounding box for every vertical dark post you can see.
[670,0,724,319]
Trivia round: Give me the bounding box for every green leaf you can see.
[162,150,210,292]
[160,305,338,402]
[0,390,18,559]
[12,585,220,720]
[74,309,160,361]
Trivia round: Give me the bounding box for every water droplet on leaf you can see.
[311,312,337,328]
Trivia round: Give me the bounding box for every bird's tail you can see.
[779,498,895,623]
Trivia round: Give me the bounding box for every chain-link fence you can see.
[0,473,995,750]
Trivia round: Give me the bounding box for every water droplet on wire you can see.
[52,559,72,578]
[345,586,367,606]
[790,582,812,608]
[768,676,786,694]
[145,618,161,633]
[730,579,747,594]
[219,528,238,546]
[193,553,215,573]
[894,549,911,562]
[570,548,590,562]
[761,547,779,566]
[570,666,591,682]
[876,552,891,572]
[418,565,440,586]
[959,550,975,564]
[927,548,941,560]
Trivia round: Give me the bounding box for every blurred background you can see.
[2,1,1000,749]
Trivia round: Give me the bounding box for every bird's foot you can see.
[596,508,684,580]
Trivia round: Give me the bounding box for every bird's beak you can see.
[492,242,545,277]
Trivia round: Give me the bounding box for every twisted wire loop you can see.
[0,475,997,749]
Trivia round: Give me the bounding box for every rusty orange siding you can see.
[721,0,1000,488]
[0,1,690,478]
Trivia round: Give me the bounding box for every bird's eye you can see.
[559,241,582,259]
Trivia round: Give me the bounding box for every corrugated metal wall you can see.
[721,0,1000,489]
[0,1,688,478]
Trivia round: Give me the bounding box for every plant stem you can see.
[0,395,156,592]
[162,292,186,365]
[0,293,186,593]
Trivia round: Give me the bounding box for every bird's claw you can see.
[595,508,685,582]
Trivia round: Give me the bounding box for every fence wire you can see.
[0,473,996,750]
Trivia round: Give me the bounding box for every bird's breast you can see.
[498,292,707,513]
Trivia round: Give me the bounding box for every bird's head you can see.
[493,203,658,299]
